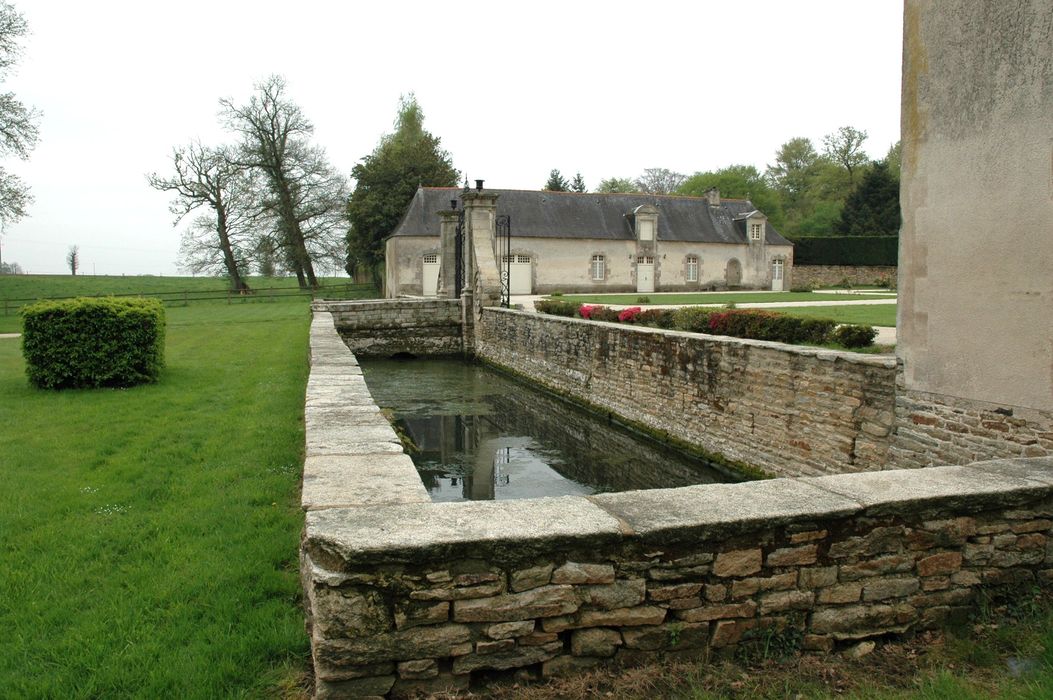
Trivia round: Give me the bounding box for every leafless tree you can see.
[0,2,40,227]
[148,142,255,291]
[634,168,687,195]
[220,75,346,288]
[66,245,78,275]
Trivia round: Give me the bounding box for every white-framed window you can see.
[502,254,532,264]
[423,253,438,264]
[686,255,699,282]
[749,222,763,241]
[590,254,605,281]
[636,255,654,264]
[638,219,655,241]
[772,258,784,281]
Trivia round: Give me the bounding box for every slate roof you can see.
[389,187,792,246]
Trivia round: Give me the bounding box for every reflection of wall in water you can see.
[484,388,729,491]
[402,415,497,500]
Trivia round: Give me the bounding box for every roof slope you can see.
[390,187,791,246]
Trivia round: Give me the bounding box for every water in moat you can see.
[359,357,736,502]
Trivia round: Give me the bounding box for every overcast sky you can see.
[2,1,903,276]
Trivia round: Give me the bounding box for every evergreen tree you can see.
[346,95,458,286]
[544,169,569,191]
[570,172,587,193]
[835,161,901,236]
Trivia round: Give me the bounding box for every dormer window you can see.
[749,222,763,241]
[638,219,654,241]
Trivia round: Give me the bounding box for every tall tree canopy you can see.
[220,75,346,288]
[570,172,587,193]
[835,160,901,236]
[678,165,783,228]
[543,169,569,191]
[822,125,870,187]
[634,168,686,195]
[595,176,637,194]
[346,95,458,285]
[0,1,40,227]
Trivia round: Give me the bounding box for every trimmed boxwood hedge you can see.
[791,236,898,266]
[22,297,166,389]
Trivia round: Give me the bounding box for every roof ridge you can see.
[422,186,751,203]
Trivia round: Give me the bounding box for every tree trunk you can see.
[215,194,250,292]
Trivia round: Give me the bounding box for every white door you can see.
[422,254,440,296]
[771,259,784,292]
[636,256,654,293]
[507,254,532,294]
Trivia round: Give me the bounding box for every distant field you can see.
[555,291,896,306]
[0,274,373,333]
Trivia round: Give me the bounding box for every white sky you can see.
[2,0,903,276]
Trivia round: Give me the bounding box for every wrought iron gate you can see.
[496,214,511,308]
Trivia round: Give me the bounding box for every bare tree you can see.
[66,245,78,275]
[822,126,870,186]
[634,168,686,195]
[148,142,254,291]
[0,2,40,227]
[220,75,345,288]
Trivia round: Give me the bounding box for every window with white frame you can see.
[772,258,784,281]
[749,222,763,241]
[423,253,438,264]
[638,219,655,241]
[590,254,605,281]
[686,255,699,282]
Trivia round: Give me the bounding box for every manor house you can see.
[384,185,794,298]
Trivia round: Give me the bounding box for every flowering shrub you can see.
[579,304,596,319]
[618,306,643,323]
[588,306,620,322]
[636,308,675,328]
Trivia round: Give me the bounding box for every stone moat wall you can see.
[321,298,464,357]
[791,265,897,289]
[474,308,896,478]
[305,305,1053,698]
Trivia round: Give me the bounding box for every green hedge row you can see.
[791,236,898,266]
[22,297,166,389]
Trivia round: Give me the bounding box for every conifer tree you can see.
[570,172,587,193]
[835,161,901,236]
[544,169,569,191]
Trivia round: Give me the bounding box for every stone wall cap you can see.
[799,459,1053,517]
[589,479,861,543]
[305,496,625,564]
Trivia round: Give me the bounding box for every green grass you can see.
[770,303,898,327]
[0,300,337,697]
[555,291,896,305]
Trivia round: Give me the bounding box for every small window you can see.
[636,255,654,264]
[749,222,763,241]
[515,254,531,264]
[638,219,655,241]
[423,253,438,264]
[686,255,699,282]
[590,254,605,281]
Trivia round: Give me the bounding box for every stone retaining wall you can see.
[303,309,1053,699]
[320,298,464,356]
[474,308,897,478]
[791,265,897,289]
[893,387,1053,469]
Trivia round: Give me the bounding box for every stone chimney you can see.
[705,187,720,206]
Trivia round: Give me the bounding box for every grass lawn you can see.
[0,274,370,334]
[0,299,341,697]
[770,303,898,327]
[555,291,896,306]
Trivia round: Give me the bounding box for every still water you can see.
[359,358,735,502]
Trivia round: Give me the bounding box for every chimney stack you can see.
[705,187,720,206]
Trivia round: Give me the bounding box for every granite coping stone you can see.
[302,455,430,511]
[305,497,626,566]
[588,479,862,544]
[799,461,1053,517]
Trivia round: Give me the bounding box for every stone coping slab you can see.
[302,455,430,511]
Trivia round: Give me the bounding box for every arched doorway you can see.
[725,258,742,287]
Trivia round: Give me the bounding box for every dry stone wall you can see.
[320,298,463,357]
[474,308,896,478]
[303,457,1053,698]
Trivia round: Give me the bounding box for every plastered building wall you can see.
[895,0,1053,465]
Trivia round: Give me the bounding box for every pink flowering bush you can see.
[618,306,643,323]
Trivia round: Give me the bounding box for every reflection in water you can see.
[359,358,734,502]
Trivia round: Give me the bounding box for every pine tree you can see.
[835,161,901,236]
[570,172,587,193]
[544,169,569,191]
[346,95,458,286]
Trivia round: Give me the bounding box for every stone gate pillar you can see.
[461,186,502,308]
[437,208,459,298]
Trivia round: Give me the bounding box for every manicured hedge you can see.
[791,236,898,266]
[533,299,577,317]
[22,297,166,389]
